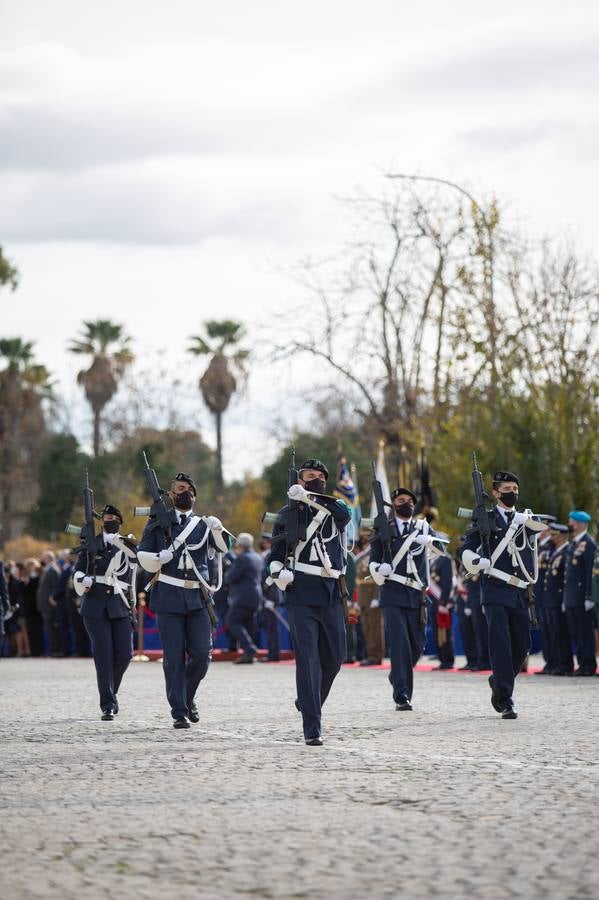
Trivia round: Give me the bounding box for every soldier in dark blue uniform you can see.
[467,570,490,670]
[74,505,136,720]
[428,540,455,670]
[268,459,351,746]
[542,523,572,675]
[563,510,597,676]
[369,488,438,710]
[461,470,547,719]
[534,530,555,675]
[455,554,477,670]
[225,532,263,664]
[259,534,283,663]
[138,472,229,728]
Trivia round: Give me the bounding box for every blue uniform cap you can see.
[569,510,591,523]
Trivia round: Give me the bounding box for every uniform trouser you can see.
[260,606,280,659]
[383,606,425,703]
[83,612,133,712]
[25,613,45,657]
[156,608,212,719]
[287,604,346,740]
[226,605,258,655]
[359,602,384,662]
[536,605,550,664]
[67,597,92,656]
[543,607,573,672]
[457,609,477,666]
[471,604,491,667]
[484,603,531,706]
[565,607,597,673]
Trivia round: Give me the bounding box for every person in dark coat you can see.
[21,559,44,656]
[74,505,136,719]
[461,470,547,719]
[138,472,229,729]
[224,533,263,663]
[259,535,283,662]
[563,510,597,676]
[428,539,455,670]
[542,523,572,675]
[36,551,61,656]
[269,458,351,746]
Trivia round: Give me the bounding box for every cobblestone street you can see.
[1,657,598,900]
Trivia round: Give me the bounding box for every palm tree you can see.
[0,338,53,543]
[0,246,19,292]
[69,320,133,457]
[188,320,249,493]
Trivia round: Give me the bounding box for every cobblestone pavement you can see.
[1,656,598,900]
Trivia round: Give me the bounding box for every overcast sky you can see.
[1,0,598,478]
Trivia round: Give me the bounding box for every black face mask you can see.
[173,490,194,511]
[103,520,120,534]
[394,502,414,518]
[498,491,518,508]
[303,477,326,495]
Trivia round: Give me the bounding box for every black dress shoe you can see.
[101,710,114,721]
[395,698,412,711]
[113,700,119,715]
[173,717,191,729]
[259,656,280,662]
[571,669,596,677]
[360,659,382,666]
[305,737,323,746]
[488,675,503,713]
[188,703,200,723]
[459,664,472,671]
[234,653,255,665]
[501,707,518,720]
[436,664,454,670]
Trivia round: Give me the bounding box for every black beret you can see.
[391,487,418,504]
[173,472,197,495]
[299,459,329,480]
[549,523,569,533]
[101,504,123,522]
[492,470,519,486]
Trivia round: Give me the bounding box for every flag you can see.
[370,441,391,518]
[335,454,361,540]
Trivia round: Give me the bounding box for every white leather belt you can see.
[388,573,423,590]
[95,575,129,592]
[294,562,341,579]
[158,573,201,590]
[486,568,528,590]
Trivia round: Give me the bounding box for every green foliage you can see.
[27,434,87,538]
[0,246,19,291]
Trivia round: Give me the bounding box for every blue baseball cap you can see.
[569,510,591,523]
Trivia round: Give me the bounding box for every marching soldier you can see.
[428,536,455,670]
[369,487,438,711]
[137,472,229,728]
[73,505,136,719]
[461,470,546,719]
[563,510,597,676]
[542,523,572,675]
[268,458,351,746]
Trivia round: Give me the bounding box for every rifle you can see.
[65,470,99,577]
[414,446,438,519]
[470,452,495,564]
[370,461,397,564]
[267,447,307,572]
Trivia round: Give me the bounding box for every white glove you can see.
[157,549,174,564]
[413,534,434,547]
[561,602,566,613]
[287,484,309,503]
[82,576,94,590]
[378,563,392,577]
[104,532,117,545]
[205,516,223,530]
[264,599,275,611]
[464,607,473,617]
[274,568,294,590]
[370,597,380,609]
[584,600,595,612]
[477,557,491,571]
[512,512,528,526]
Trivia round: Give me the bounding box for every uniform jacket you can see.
[76,533,134,620]
[269,498,351,607]
[36,563,60,614]
[138,509,218,614]
[543,543,568,608]
[461,508,537,609]
[370,518,436,610]
[225,549,263,609]
[534,536,555,608]
[429,554,453,606]
[563,531,596,609]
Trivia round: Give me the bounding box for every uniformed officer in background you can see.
[428,535,455,670]
[563,510,597,676]
[74,505,136,720]
[542,523,572,675]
